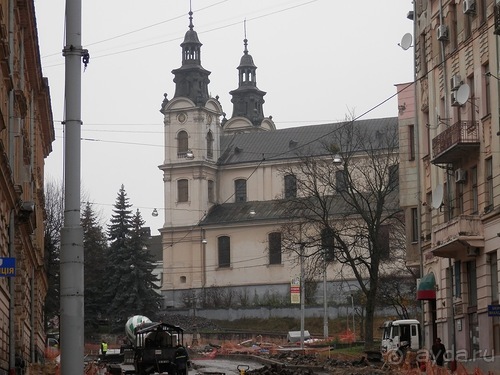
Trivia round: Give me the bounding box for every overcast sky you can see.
[34,0,414,234]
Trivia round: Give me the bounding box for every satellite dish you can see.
[432,184,444,209]
[455,83,470,105]
[399,33,413,50]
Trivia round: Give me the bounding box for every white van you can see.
[380,319,422,354]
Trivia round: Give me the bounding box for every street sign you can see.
[290,277,300,304]
[488,304,500,317]
[0,257,16,277]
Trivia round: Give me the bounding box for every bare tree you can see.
[43,180,64,331]
[279,119,404,348]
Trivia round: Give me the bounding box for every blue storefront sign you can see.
[0,257,16,277]
[487,304,500,317]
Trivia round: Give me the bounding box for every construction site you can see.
[31,315,497,375]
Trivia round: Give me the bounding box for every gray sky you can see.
[34,0,414,234]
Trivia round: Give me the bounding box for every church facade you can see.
[158,11,403,314]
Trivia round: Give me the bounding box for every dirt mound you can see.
[158,313,222,332]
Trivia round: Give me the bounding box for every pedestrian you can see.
[431,337,446,367]
[100,340,108,360]
[174,344,189,375]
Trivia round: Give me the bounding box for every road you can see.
[190,358,264,375]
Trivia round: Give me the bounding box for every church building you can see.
[158,10,402,311]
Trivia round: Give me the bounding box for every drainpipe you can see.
[31,272,35,362]
[8,0,16,372]
[412,0,425,347]
[448,259,457,366]
[9,211,15,375]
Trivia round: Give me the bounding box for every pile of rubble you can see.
[158,313,222,332]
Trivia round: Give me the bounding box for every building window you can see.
[454,261,462,298]
[486,158,493,211]
[268,232,282,265]
[218,236,230,268]
[483,63,491,116]
[321,227,335,262]
[479,0,487,24]
[206,131,214,159]
[389,164,399,188]
[491,252,498,304]
[284,174,297,198]
[411,207,419,243]
[456,182,464,215]
[208,180,215,203]
[235,179,247,202]
[450,3,458,51]
[408,125,415,161]
[464,7,472,40]
[467,260,478,307]
[335,169,347,192]
[377,225,390,259]
[177,179,188,202]
[180,276,186,283]
[177,130,188,157]
[471,166,478,213]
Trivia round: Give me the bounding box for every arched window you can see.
[284,174,297,198]
[177,179,188,202]
[206,131,214,159]
[321,227,335,262]
[208,180,215,203]
[268,232,282,265]
[235,179,247,202]
[218,236,230,268]
[177,130,188,157]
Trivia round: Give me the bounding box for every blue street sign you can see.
[488,305,500,317]
[0,257,16,277]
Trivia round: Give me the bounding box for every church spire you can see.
[229,21,266,126]
[171,6,211,106]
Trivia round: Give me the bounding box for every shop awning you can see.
[417,272,436,300]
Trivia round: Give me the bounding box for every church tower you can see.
[224,28,275,133]
[159,9,223,303]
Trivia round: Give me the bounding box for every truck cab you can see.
[123,322,186,375]
[381,319,421,354]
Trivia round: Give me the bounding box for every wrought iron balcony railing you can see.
[432,120,479,164]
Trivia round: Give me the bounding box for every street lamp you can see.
[323,251,328,340]
[351,294,355,340]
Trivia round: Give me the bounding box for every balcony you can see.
[431,215,483,258]
[432,120,480,164]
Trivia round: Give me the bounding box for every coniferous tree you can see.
[105,185,160,329]
[128,209,162,318]
[105,185,134,329]
[81,202,108,331]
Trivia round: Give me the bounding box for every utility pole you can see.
[300,242,305,351]
[323,252,328,339]
[60,1,86,374]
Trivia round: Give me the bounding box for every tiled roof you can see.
[200,190,400,226]
[217,117,398,165]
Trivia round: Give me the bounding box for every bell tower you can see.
[158,8,223,304]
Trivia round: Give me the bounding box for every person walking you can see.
[432,337,446,367]
[174,344,189,375]
[100,340,108,361]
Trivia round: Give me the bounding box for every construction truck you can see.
[380,319,422,362]
[110,315,188,375]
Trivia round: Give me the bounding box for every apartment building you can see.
[0,0,54,372]
[400,0,500,371]
[158,10,406,330]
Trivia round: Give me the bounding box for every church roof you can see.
[217,116,398,165]
[200,189,400,226]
